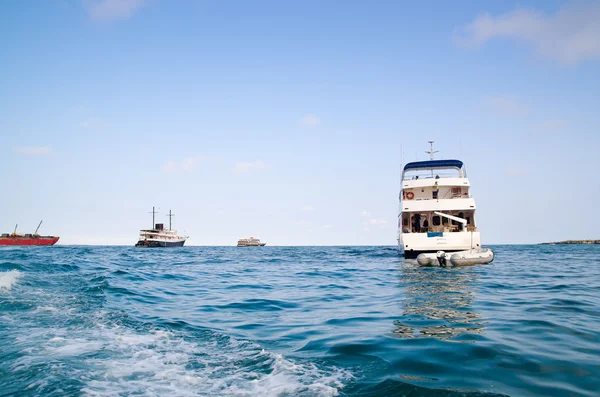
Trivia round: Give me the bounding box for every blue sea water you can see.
[1,245,599,397]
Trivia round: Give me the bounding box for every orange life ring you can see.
[406,192,414,200]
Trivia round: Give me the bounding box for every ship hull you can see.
[399,232,481,259]
[135,240,186,248]
[0,236,59,246]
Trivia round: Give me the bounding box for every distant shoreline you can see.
[541,240,599,245]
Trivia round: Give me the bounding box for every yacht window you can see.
[432,216,441,226]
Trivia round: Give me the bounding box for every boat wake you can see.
[10,310,349,397]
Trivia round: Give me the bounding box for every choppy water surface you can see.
[1,245,599,396]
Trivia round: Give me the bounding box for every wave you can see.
[11,313,350,397]
[0,270,21,291]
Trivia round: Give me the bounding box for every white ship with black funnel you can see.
[135,207,188,248]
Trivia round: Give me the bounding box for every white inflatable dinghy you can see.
[449,248,494,266]
[416,251,450,266]
[416,248,494,267]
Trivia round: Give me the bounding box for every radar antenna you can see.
[426,140,438,160]
[167,209,175,230]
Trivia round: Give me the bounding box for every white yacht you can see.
[398,142,481,258]
[135,208,188,248]
[237,237,266,247]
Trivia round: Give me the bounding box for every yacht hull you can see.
[399,231,481,258]
[135,240,186,248]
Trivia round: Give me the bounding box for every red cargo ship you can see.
[0,221,59,246]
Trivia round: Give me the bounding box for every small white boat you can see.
[416,248,494,267]
[450,248,494,266]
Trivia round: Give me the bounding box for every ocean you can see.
[1,245,599,397]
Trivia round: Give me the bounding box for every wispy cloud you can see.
[300,114,320,126]
[79,118,107,128]
[321,224,333,229]
[540,119,569,131]
[301,205,315,212]
[233,160,270,175]
[12,146,52,156]
[368,218,388,226]
[84,0,147,22]
[296,220,310,226]
[481,95,529,116]
[360,210,387,230]
[455,2,600,65]
[507,167,527,177]
[162,156,202,173]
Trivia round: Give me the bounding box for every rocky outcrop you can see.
[541,240,600,245]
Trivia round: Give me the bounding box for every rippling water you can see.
[1,245,599,396]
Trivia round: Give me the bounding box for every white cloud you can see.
[300,114,320,126]
[162,157,202,173]
[301,205,315,212]
[79,118,106,128]
[368,218,388,226]
[12,146,52,156]
[163,161,177,173]
[180,157,198,171]
[296,220,310,226]
[361,210,388,230]
[216,210,225,216]
[321,224,333,229]
[85,0,147,22]
[455,2,600,65]
[507,167,527,177]
[481,95,529,116]
[540,119,569,131]
[233,160,270,175]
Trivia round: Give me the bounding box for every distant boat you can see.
[0,221,59,246]
[135,208,187,248]
[237,237,266,247]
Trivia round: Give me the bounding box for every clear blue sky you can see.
[1,0,599,245]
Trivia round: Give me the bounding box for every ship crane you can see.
[34,220,43,235]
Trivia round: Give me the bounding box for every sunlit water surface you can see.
[1,245,599,396]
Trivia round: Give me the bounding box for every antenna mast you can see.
[34,220,43,235]
[150,207,158,229]
[426,140,438,160]
[13,224,18,235]
[167,210,175,230]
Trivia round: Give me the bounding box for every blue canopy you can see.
[403,159,463,172]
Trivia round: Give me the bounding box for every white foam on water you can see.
[75,324,349,397]
[7,291,350,397]
[0,270,21,291]
[9,316,350,397]
[35,306,59,312]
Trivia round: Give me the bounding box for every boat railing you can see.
[407,194,469,201]
[405,225,477,233]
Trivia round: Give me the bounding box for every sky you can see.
[1,0,599,245]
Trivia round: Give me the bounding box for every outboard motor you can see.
[436,251,447,267]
